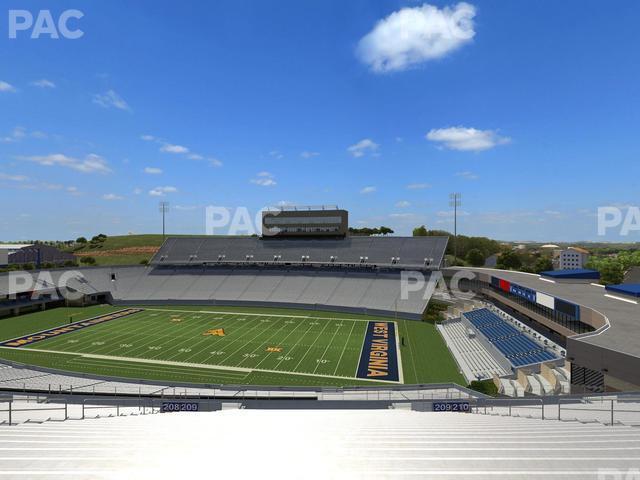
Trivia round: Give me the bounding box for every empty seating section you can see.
[464,308,557,367]
[151,236,448,268]
[438,320,510,381]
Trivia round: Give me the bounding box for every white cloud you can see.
[357,2,476,73]
[348,138,379,157]
[360,186,377,194]
[269,150,284,159]
[395,200,411,208]
[406,183,431,190]
[1,126,50,143]
[250,171,277,187]
[149,186,178,197]
[30,79,56,88]
[102,193,124,201]
[390,213,415,218]
[436,209,470,218]
[456,170,479,180]
[133,188,143,195]
[209,157,223,167]
[301,151,320,159]
[426,126,510,151]
[174,205,200,211]
[0,81,16,93]
[144,167,163,175]
[0,172,28,182]
[92,90,132,112]
[188,153,204,160]
[140,135,156,141]
[160,144,189,154]
[20,153,111,174]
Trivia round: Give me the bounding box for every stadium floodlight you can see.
[449,193,462,263]
[159,201,170,241]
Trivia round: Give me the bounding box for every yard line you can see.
[234,317,291,367]
[202,315,278,367]
[331,320,358,376]
[29,310,159,355]
[312,322,348,374]
[271,319,319,371]
[291,318,335,372]
[251,317,310,371]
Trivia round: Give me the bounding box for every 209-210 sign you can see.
[432,402,471,412]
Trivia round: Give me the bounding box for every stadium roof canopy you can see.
[605,284,640,298]
[540,269,600,280]
[151,236,448,269]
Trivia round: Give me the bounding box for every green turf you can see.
[0,305,465,387]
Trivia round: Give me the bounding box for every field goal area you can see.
[0,308,403,384]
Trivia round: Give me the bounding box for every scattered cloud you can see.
[395,200,411,208]
[406,183,431,190]
[348,138,379,157]
[357,2,476,73]
[19,153,111,174]
[102,193,124,201]
[426,126,510,151]
[301,151,320,159]
[456,170,479,180]
[133,188,143,195]
[0,172,28,182]
[209,157,223,167]
[160,143,189,154]
[144,167,163,175]
[1,126,50,143]
[140,135,156,141]
[92,90,132,112]
[0,81,16,93]
[390,212,416,218]
[174,205,200,211]
[149,186,178,197]
[188,153,204,160]
[30,79,56,89]
[360,186,377,194]
[250,171,277,187]
[269,150,284,160]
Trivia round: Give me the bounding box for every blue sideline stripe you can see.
[356,321,399,382]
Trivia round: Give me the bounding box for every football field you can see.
[0,305,464,387]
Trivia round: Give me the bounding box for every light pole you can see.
[159,201,170,241]
[449,193,462,264]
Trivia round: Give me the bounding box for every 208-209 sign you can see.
[161,402,200,413]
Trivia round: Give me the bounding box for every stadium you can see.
[3,1,640,476]
[0,207,639,476]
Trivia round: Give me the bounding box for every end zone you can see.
[356,321,401,382]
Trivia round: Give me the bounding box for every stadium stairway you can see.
[0,409,639,478]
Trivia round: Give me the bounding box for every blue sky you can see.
[1,0,639,242]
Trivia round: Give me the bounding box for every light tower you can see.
[159,201,170,241]
[449,193,462,264]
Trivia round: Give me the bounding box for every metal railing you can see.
[471,393,640,426]
[0,397,161,426]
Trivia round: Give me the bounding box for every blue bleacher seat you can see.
[464,308,558,367]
